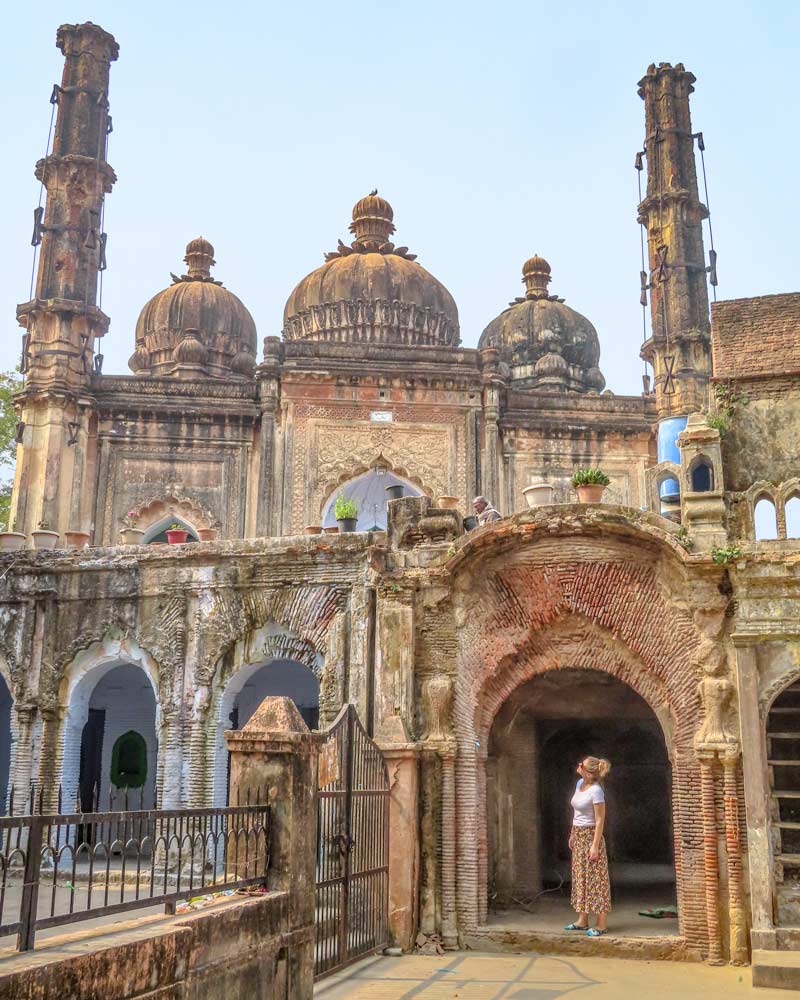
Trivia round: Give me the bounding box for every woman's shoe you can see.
[586,928,606,937]
[564,923,588,931]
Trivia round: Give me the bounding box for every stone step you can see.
[768,733,800,739]
[768,760,800,766]
[773,791,800,799]
[752,949,800,990]
[776,821,800,830]
[776,927,800,950]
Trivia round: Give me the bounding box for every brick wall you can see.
[711,293,800,380]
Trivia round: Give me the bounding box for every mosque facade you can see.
[2,21,800,970]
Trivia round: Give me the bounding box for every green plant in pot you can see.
[571,468,611,503]
[334,493,359,533]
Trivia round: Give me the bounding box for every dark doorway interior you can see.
[79,708,106,811]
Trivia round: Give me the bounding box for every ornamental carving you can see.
[294,419,460,533]
[422,673,454,741]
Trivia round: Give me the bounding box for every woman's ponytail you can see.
[583,756,612,784]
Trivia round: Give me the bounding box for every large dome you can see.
[131,238,257,379]
[478,254,605,392]
[283,192,459,347]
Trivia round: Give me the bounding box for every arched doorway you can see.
[61,662,159,813]
[322,469,422,532]
[487,669,676,933]
[212,658,320,805]
[142,516,198,544]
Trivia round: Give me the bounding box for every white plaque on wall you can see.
[370,411,393,422]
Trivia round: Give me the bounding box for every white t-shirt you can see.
[571,779,605,827]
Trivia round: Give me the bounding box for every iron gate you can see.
[315,704,389,978]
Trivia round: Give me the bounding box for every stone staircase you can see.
[753,928,800,990]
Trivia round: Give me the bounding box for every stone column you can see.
[226,696,318,1000]
[418,749,439,937]
[374,601,414,738]
[698,751,723,964]
[440,744,458,949]
[721,750,748,964]
[377,735,420,952]
[9,705,37,813]
[733,643,774,946]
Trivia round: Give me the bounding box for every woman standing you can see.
[564,756,612,937]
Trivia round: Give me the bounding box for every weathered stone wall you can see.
[0,892,293,1000]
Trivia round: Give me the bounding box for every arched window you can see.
[659,476,680,515]
[786,496,800,540]
[322,469,422,531]
[110,731,148,789]
[690,457,714,492]
[754,497,779,540]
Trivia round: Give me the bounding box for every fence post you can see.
[17,816,43,951]
[226,696,319,1000]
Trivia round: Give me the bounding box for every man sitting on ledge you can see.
[473,496,502,526]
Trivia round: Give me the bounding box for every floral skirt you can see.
[570,826,612,914]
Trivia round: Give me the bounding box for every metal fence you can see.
[0,790,270,951]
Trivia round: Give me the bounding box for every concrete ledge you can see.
[0,891,294,999]
[752,949,800,991]
[464,927,698,963]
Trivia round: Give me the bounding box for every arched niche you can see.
[689,456,714,493]
[142,515,198,544]
[322,468,422,531]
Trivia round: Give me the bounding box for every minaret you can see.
[638,63,712,423]
[11,23,118,536]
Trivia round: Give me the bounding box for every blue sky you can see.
[2,1,798,395]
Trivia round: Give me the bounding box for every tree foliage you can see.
[0,371,21,530]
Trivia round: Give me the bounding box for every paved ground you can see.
[315,953,786,999]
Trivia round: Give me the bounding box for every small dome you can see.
[479,255,605,393]
[283,192,459,348]
[173,330,209,367]
[231,349,256,376]
[535,351,568,376]
[132,239,257,379]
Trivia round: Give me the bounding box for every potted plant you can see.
[522,482,555,508]
[334,493,359,532]
[119,510,145,545]
[31,519,60,550]
[385,483,404,501]
[0,518,26,552]
[166,523,190,544]
[64,529,91,550]
[571,468,611,503]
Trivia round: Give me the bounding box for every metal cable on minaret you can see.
[695,133,718,302]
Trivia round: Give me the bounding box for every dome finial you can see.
[522,253,552,300]
[349,191,396,245]
[184,237,216,279]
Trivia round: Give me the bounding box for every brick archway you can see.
[449,521,727,960]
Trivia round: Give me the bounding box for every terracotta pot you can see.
[197,527,217,542]
[337,517,358,533]
[119,528,145,545]
[65,530,91,550]
[522,483,555,508]
[323,526,339,535]
[575,484,606,503]
[436,495,460,508]
[166,529,190,544]
[31,530,60,550]
[305,525,323,535]
[384,484,404,501]
[0,532,26,552]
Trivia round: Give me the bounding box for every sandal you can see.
[586,928,606,937]
[564,923,588,931]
